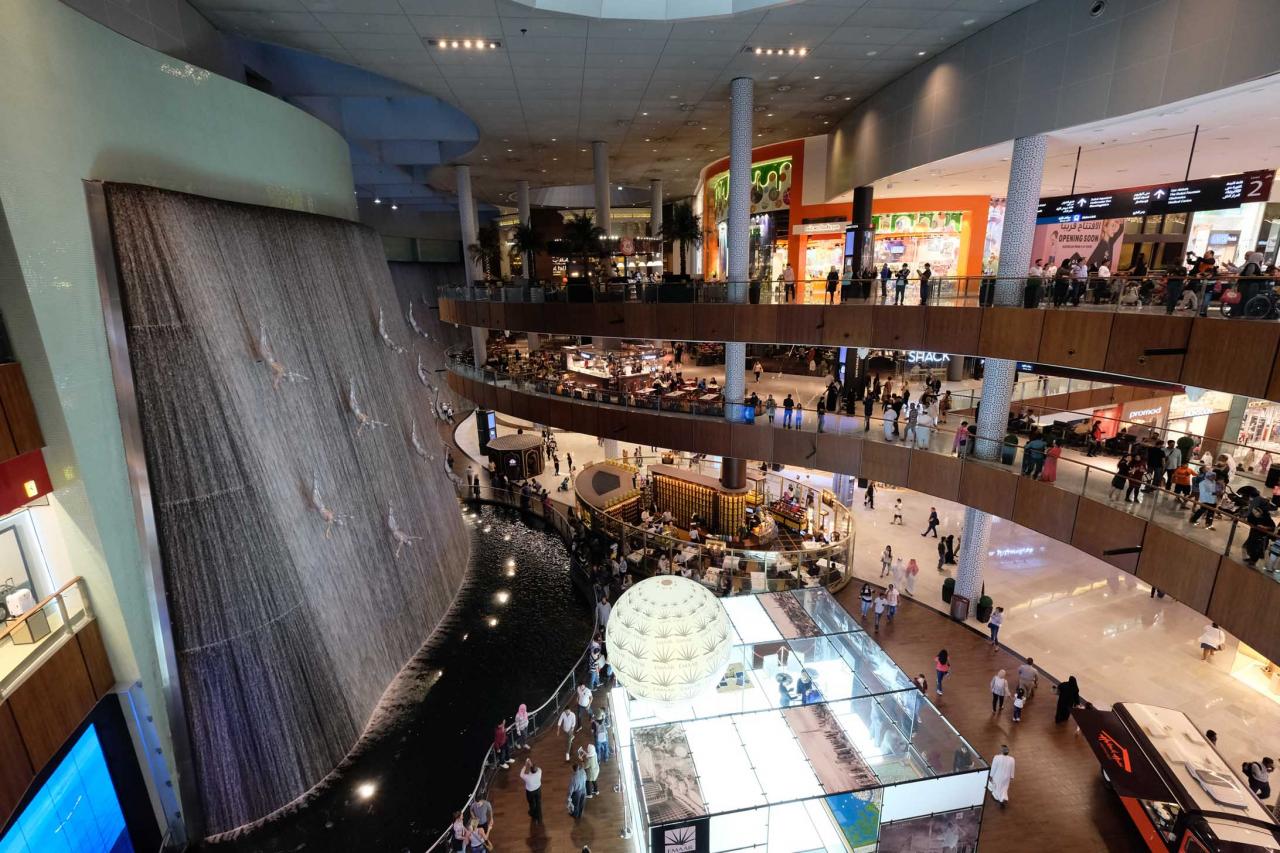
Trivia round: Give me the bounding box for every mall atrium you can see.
[3,0,1280,851]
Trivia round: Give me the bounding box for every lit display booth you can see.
[610,587,988,853]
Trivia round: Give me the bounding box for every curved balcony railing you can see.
[444,273,1278,318]
[574,452,854,595]
[0,576,94,698]
[445,347,1280,586]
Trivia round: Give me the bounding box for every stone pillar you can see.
[849,186,874,278]
[471,326,488,369]
[719,76,753,490]
[527,332,542,352]
[457,164,480,285]
[516,180,531,227]
[973,134,1046,460]
[1220,393,1248,457]
[602,438,619,459]
[650,179,664,270]
[954,506,992,606]
[592,141,611,237]
[946,355,966,383]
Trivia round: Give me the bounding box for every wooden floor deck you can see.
[479,582,1140,853]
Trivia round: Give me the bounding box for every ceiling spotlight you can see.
[390,203,398,210]
[867,50,878,56]
[765,48,774,55]
[489,42,498,48]
[356,782,376,800]
[463,39,472,48]
[917,51,927,56]
[813,75,821,80]
[844,95,853,100]
[451,40,459,47]
[798,47,807,56]
[787,48,795,55]
[373,197,381,204]
[755,47,763,54]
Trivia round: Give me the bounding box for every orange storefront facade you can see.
[700,138,990,298]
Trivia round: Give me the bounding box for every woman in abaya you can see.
[1054,676,1080,723]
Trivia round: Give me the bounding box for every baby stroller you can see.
[557,476,570,492]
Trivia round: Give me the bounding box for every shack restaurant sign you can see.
[906,351,951,364]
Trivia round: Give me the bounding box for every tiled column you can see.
[592,141,611,237]
[955,506,991,605]
[650,179,663,270]
[457,164,480,285]
[720,76,753,489]
[958,135,1046,610]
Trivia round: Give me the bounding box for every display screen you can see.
[0,724,131,853]
[1036,170,1274,223]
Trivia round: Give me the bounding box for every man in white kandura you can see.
[988,745,1015,807]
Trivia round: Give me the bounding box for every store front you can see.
[700,137,990,291]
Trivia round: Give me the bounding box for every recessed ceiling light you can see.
[642,111,648,115]
[373,197,381,204]
[550,137,556,141]
[813,75,821,80]
[844,96,852,101]
[866,50,878,56]
[917,51,927,56]
[390,203,398,210]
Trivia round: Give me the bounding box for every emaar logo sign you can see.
[664,826,697,853]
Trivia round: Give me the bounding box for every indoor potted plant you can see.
[975,594,994,623]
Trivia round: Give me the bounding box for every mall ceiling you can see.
[193,0,1036,207]
[862,75,1280,200]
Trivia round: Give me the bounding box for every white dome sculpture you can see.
[605,576,733,703]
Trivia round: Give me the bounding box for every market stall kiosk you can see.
[1074,702,1280,852]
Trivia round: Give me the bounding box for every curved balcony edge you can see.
[439,298,1280,405]
[447,366,1280,665]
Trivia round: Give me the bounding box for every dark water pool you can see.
[203,504,593,852]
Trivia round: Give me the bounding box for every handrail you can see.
[0,575,90,644]
[444,272,1277,316]
[446,349,1280,581]
[421,486,599,853]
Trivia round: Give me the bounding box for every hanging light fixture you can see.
[605,577,732,703]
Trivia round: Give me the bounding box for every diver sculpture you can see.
[309,473,351,538]
[409,420,435,462]
[347,377,388,435]
[253,323,308,389]
[386,502,422,557]
[377,307,406,354]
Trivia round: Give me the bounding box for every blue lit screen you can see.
[0,724,131,853]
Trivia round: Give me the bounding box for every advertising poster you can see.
[825,790,882,849]
[876,806,981,852]
[709,157,793,222]
[650,817,710,853]
[760,591,822,638]
[633,723,707,824]
[1030,218,1125,269]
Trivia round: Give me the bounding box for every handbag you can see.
[1221,288,1242,305]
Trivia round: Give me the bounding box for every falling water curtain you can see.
[102,184,470,834]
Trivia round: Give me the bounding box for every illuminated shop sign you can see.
[1036,170,1275,224]
[872,211,963,234]
[791,221,848,235]
[708,156,793,222]
[906,351,951,364]
[1128,407,1164,418]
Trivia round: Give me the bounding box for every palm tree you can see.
[467,223,502,281]
[510,223,545,282]
[662,201,703,277]
[561,213,604,281]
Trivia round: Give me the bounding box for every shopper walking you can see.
[859,583,874,619]
[765,394,776,424]
[880,545,893,577]
[1199,621,1226,662]
[465,818,489,853]
[753,360,763,382]
[493,719,512,768]
[593,710,610,762]
[470,792,493,834]
[934,649,951,696]
[922,507,940,537]
[794,401,804,431]
[990,669,1010,715]
[988,606,1004,649]
[1246,757,1274,801]
[886,584,900,623]
[918,262,933,305]
[1053,675,1080,723]
[873,590,888,631]
[894,264,909,304]
[576,683,593,729]
[954,422,970,457]
[783,394,795,428]
[558,706,577,760]
[578,743,600,797]
[1016,658,1038,701]
[904,558,919,596]
[863,480,876,509]
[826,266,840,304]
[520,758,543,823]
[1012,687,1026,722]
[568,763,588,819]
[1189,470,1220,530]
[988,746,1015,807]
[450,811,468,852]
[892,499,903,525]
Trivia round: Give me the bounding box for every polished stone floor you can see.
[457,414,1280,799]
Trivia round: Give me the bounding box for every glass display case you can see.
[611,588,989,853]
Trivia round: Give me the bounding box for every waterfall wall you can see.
[101,183,470,834]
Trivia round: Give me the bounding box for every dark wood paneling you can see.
[906,451,962,503]
[1069,498,1146,572]
[1208,556,1280,664]
[772,428,819,469]
[542,398,575,431]
[859,440,911,486]
[729,423,775,461]
[595,408,630,443]
[493,387,513,417]
[569,400,598,437]
[1135,525,1218,612]
[558,305,595,339]
[624,303,657,340]
[1037,312,1114,371]
[75,621,115,700]
[924,307,982,357]
[438,299,455,324]
[1011,477,1078,544]
[1102,313,1192,383]
[869,305,926,350]
[507,389,533,422]
[815,432,860,476]
[693,305,735,342]
[957,463,1017,520]
[695,419,731,454]
[8,638,96,770]
[1066,389,1095,410]
[597,303,627,339]
[487,302,508,331]
[0,703,33,824]
[821,306,874,347]
[776,306,825,344]
[654,304,695,343]
[733,305,778,344]
[978,307,1045,361]
[1181,318,1280,398]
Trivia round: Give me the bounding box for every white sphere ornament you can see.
[605,576,733,703]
